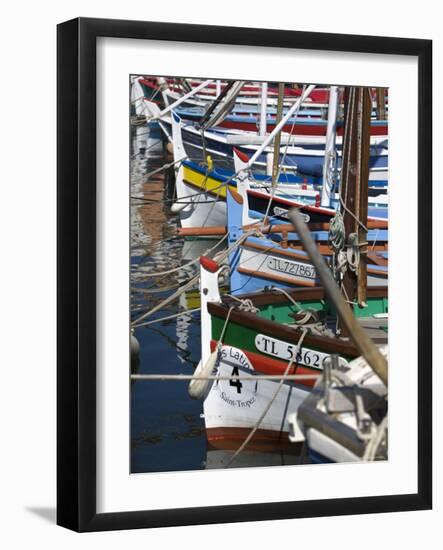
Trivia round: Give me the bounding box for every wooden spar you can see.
[151,79,213,119]
[376,88,387,121]
[262,83,285,225]
[288,208,388,387]
[320,85,339,207]
[259,82,268,137]
[245,85,316,169]
[340,87,372,317]
[271,83,285,188]
[357,89,372,305]
[198,80,237,128]
[178,226,226,237]
[178,78,192,93]
[176,218,388,237]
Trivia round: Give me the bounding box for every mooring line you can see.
[130,229,255,326]
[131,373,317,381]
[132,307,201,328]
[225,329,308,467]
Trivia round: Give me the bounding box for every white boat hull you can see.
[177,178,226,229]
[201,346,309,449]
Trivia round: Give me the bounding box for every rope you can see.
[132,307,200,329]
[130,229,256,326]
[143,156,186,181]
[132,274,200,325]
[137,232,228,278]
[267,288,334,336]
[225,294,259,313]
[225,328,308,467]
[268,286,304,312]
[130,283,188,295]
[346,233,360,273]
[131,373,319,381]
[328,211,345,252]
[363,414,388,461]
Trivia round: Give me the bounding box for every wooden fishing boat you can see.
[191,255,388,451]
[189,85,388,459]
[173,105,389,138]
[170,112,388,231]
[160,109,388,183]
[172,154,388,230]
[225,185,388,295]
[290,348,388,463]
[142,77,388,109]
[288,86,389,464]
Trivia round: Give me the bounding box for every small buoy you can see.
[171,201,187,214]
[188,349,219,400]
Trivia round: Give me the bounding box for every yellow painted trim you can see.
[183,164,236,200]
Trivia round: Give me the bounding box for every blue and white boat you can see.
[225,183,388,296]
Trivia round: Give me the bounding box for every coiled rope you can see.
[328,211,345,252]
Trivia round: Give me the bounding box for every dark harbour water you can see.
[130,123,303,473]
[130,122,207,473]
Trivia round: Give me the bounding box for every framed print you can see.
[57,17,432,531]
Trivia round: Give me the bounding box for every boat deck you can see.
[358,316,388,346]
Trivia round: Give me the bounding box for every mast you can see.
[259,82,268,137]
[271,82,285,188]
[198,80,237,128]
[320,85,339,207]
[338,86,372,334]
[376,87,387,121]
[245,84,316,169]
[148,79,214,119]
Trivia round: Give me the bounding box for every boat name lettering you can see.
[267,257,316,280]
[220,347,251,368]
[254,334,348,370]
[220,392,256,408]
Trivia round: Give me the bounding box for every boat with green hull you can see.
[189,255,387,452]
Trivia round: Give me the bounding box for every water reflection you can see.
[130,122,302,473]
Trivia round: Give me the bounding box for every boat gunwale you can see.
[207,286,388,358]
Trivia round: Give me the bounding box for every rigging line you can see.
[148,83,163,102]
[259,85,307,228]
[134,232,229,278]
[130,93,145,106]
[131,140,166,157]
[130,281,195,294]
[132,307,200,329]
[224,329,308,468]
[131,274,200,325]
[133,197,220,206]
[142,156,187,181]
[130,229,255,325]
[131,373,319,381]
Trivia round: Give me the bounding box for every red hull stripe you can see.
[210,339,320,388]
[218,119,387,136]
